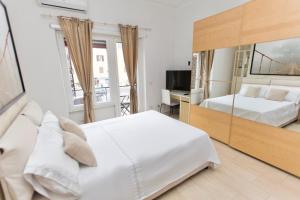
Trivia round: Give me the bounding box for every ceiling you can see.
[144,0,192,7]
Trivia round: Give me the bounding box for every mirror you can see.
[232,43,300,133]
[0,1,25,114]
[192,47,239,115]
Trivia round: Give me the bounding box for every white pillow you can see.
[21,101,43,126]
[285,90,300,104]
[41,111,62,132]
[24,126,81,200]
[239,85,268,98]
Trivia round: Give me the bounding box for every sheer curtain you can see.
[200,50,215,99]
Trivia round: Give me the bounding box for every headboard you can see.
[0,94,28,138]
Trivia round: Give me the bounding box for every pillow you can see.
[41,111,62,132]
[63,132,97,167]
[59,117,86,141]
[285,90,300,104]
[24,126,81,200]
[21,101,43,126]
[265,88,289,101]
[242,86,261,98]
[0,115,38,200]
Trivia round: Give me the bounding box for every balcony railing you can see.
[72,85,131,116]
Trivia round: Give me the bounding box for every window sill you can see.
[69,102,115,113]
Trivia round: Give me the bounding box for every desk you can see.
[170,91,190,123]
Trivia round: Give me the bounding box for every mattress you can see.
[201,94,299,127]
[79,111,220,200]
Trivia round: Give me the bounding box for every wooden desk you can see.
[170,91,190,123]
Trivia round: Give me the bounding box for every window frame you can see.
[56,32,116,112]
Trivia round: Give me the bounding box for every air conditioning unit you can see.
[39,0,88,12]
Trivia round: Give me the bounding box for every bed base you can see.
[144,162,212,200]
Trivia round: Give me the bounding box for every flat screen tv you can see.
[166,70,191,91]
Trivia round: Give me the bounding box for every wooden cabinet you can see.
[189,106,231,144]
[179,100,190,123]
[193,0,300,51]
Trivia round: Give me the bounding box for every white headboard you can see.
[0,95,28,138]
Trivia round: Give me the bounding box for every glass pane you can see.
[116,43,130,116]
[65,40,111,105]
[93,40,111,103]
[65,46,83,105]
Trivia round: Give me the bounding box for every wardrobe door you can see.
[230,41,300,177]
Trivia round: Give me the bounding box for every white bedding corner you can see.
[201,94,299,127]
[79,110,220,200]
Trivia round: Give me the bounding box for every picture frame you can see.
[0,0,25,114]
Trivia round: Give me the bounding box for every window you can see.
[64,40,111,106]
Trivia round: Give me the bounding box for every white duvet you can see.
[79,111,220,200]
[201,94,299,127]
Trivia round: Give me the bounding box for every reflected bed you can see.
[201,94,299,127]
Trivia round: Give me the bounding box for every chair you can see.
[160,89,179,115]
[190,88,204,105]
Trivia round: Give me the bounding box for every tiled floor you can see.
[157,140,300,200]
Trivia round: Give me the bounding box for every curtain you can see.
[58,17,95,123]
[119,24,138,114]
[200,50,215,99]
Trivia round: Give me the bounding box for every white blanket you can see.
[79,111,220,200]
[201,94,299,127]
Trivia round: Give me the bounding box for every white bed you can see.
[201,94,299,127]
[79,111,220,200]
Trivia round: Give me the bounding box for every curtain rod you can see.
[41,14,152,31]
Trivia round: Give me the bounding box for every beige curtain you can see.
[200,50,215,99]
[58,17,95,123]
[119,24,138,114]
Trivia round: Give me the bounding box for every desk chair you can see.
[190,88,204,105]
[160,89,179,115]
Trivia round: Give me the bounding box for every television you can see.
[166,70,191,91]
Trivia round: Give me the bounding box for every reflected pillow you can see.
[242,86,261,98]
[285,90,300,104]
[265,88,289,101]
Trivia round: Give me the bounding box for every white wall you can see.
[3,0,174,122]
[210,48,235,98]
[172,0,249,68]
[2,0,251,122]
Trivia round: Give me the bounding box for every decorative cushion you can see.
[265,88,289,101]
[0,115,38,200]
[63,132,97,167]
[24,126,81,200]
[21,101,43,126]
[59,117,86,140]
[242,86,261,98]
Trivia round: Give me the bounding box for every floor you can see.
[156,140,300,200]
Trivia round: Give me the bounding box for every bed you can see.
[79,110,220,200]
[0,96,220,200]
[201,94,299,127]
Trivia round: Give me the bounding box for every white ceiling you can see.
[144,0,192,7]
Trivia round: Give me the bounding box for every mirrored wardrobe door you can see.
[190,47,239,144]
[229,39,300,177]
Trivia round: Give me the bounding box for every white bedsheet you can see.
[201,94,299,127]
[79,111,220,200]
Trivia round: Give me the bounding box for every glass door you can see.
[116,42,131,116]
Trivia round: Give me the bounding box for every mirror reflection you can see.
[233,44,300,132]
[251,37,300,75]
